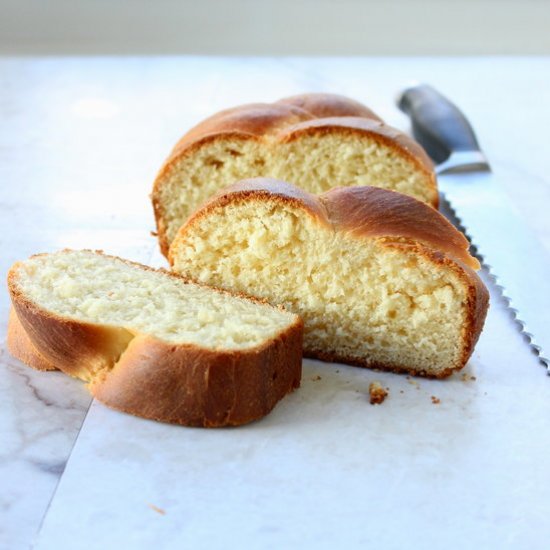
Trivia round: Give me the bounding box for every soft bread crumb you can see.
[14,250,297,351]
[172,197,471,376]
[369,381,388,405]
[148,504,166,515]
[431,396,441,405]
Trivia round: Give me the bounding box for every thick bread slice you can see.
[152,93,437,256]
[7,250,303,427]
[169,178,489,378]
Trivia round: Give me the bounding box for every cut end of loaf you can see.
[152,93,438,255]
[170,179,489,378]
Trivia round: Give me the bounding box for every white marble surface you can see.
[33,275,550,550]
[1,57,549,549]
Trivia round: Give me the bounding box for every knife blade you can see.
[398,84,550,374]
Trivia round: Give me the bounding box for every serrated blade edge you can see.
[439,171,550,374]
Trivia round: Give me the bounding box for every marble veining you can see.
[0,345,90,549]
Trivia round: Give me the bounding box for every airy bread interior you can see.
[171,199,472,377]
[159,132,434,248]
[13,250,295,351]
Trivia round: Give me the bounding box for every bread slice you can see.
[169,178,489,378]
[7,250,303,427]
[152,93,438,256]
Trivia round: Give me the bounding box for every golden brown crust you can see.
[7,307,57,371]
[170,178,489,376]
[455,262,490,370]
[7,250,303,427]
[321,185,476,269]
[91,325,302,428]
[152,93,438,256]
[276,93,383,121]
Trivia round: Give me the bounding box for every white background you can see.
[1,0,549,55]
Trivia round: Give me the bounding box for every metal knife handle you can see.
[398,84,483,164]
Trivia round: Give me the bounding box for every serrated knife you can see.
[398,84,550,374]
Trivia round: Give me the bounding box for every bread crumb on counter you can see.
[311,375,322,381]
[148,503,166,515]
[369,381,388,405]
[431,396,441,405]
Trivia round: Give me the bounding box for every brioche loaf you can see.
[152,93,438,256]
[169,178,489,378]
[7,250,303,427]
